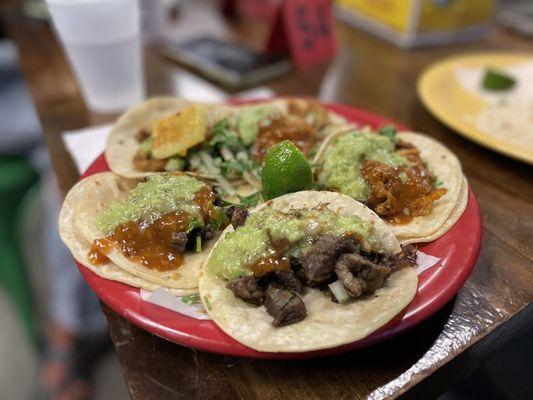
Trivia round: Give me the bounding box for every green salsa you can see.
[318,131,407,201]
[97,174,206,234]
[237,106,277,146]
[207,207,379,280]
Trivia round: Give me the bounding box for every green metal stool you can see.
[0,155,39,341]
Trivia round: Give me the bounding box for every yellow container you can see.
[335,0,495,48]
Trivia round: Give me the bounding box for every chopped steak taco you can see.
[59,172,230,291]
[105,97,346,198]
[314,127,466,243]
[199,191,418,352]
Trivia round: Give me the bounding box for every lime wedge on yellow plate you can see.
[481,69,516,91]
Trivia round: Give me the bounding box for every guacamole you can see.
[207,207,379,280]
[318,132,407,201]
[97,174,206,234]
[237,106,277,146]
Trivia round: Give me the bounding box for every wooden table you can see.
[3,5,532,399]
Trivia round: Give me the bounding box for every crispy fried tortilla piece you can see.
[151,105,207,159]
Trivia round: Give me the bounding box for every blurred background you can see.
[0,0,531,399]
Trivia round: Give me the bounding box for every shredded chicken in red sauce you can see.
[287,100,330,129]
[251,115,317,160]
[361,148,446,224]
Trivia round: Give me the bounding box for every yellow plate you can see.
[417,52,533,164]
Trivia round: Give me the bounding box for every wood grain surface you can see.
[3,5,532,400]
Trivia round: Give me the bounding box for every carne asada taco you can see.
[199,191,418,352]
[59,172,230,291]
[314,127,466,243]
[105,97,346,196]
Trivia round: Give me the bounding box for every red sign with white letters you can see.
[266,0,337,69]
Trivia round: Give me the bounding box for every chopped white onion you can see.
[328,280,349,303]
[198,151,217,173]
[236,151,249,162]
[189,154,201,170]
[220,146,235,161]
[243,170,261,189]
[216,175,235,196]
[304,219,322,235]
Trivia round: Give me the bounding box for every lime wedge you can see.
[481,69,516,91]
[261,140,313,200]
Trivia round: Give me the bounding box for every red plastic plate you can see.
[76,102,481,359]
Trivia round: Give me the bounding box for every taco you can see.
[59,172,230,291]
[314,127,466,243]
[199,191,418,352]
[59,174,197,294]
[105,97,346,198]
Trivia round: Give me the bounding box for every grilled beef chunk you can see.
[170,232,188,252]
[225,205,236,220]
[272,269,303,294]
[334,253,391,297]
[226,276,264,305]
[378,244,417,269]
[264,284,306,327]
[299,235,358,286]
[400,244,417,266]
[230,207,249,228]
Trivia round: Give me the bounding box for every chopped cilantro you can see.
[186,219,202,233]
[378,125,397,143]
[181,294,200,305]
[434,179,445,189]
[313,182,326,190]
[210,209,229,230]
[209,119,246,153]
[237,192,261,207]
[220,160,246,176]
[218,199,237,207]
[203,296,212,311]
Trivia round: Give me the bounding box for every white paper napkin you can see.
[140,289,211,320]
[62,123,112,174]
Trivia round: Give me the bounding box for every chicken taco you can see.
[314,127,467,243]
[199,191,418,352]
[59,172,231,292]
[105,97,346,198]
